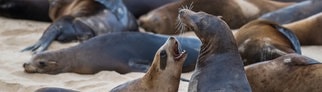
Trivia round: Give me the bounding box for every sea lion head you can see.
[23,52,69,74]
[151,37,187,75]
[138,4,176,34]
[178,9,230,41]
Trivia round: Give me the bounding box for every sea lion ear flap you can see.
[273,25,302,55]
[217,16,223,19]
[284,55,321,66]
[48,61,57,65]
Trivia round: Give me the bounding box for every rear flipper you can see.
[273,25,302,54]
[21,16,81,53]
[21,25,59,53]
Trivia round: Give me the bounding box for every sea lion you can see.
[284,13,322,45]
[0,0,51,21]
[110,37,187,92]
[22,0,138,53]
[35,87,78,92]
[178,9,251,92]
[260,0,322,24]
[245,53,322,92]
[235,20,301,65]
[139,0,293,34]
[23,32,200,74]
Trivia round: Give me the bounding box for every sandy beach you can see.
[0,17,321,92]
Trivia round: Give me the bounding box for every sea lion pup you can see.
[178,9,251,92]
[23,32,200,74]
[0,0,51,22]
[284,13,322,45]
[35,87,78,92]
[235,20,301,65]
[260,0,322,24]
[21,0,138,53]
[245,53,322,92]
[110,37,187,92]
[139,0,293,34]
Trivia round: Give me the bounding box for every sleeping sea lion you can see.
[260,0,322,24]
[235,20,301,65]
[139,0,293,34]
[23,32,200,74]
[245,53,322,92]
[284,13,322,45]
[22,0,138,53]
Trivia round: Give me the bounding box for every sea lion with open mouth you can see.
[110,37,187,92]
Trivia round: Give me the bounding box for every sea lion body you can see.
[260,0,322,24]
[284,13,322,45]
[22,0,138,52]
[178,9,251,92]
[245,53,322,92]
[235,20,301,65]
[0,0,51,21]
[23,32,201,74]
[139,0,292,34]
[111,37,187,92]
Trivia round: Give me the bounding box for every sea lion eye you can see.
[38,61,46,67]
[160,50,167,70]
[160,50,167,57]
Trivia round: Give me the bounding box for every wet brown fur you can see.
[284,13,322,45]
[49,0,103,21]
[245,53,322,92]
[235,20,296,65]
[139,0,293,34]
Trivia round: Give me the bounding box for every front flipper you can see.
[21,24,60,53]
[273,25,302,54]
[128,59,151,72]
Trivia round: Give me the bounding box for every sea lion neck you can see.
[140,63,180,92]
[197,25,238,64]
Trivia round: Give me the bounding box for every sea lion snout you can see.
[23,63,38,73]
[164,37,187,62]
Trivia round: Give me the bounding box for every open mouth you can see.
[173,41,187,61]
